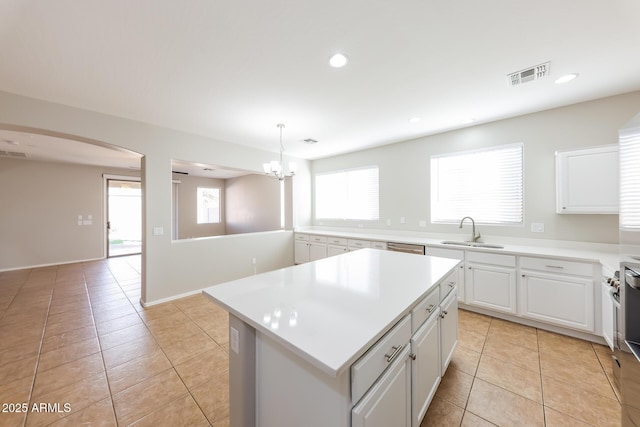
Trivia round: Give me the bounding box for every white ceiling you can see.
[1,0,640,165]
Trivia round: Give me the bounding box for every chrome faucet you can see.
[459,216,481,242]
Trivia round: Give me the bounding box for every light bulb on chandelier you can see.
[263,123,297,181]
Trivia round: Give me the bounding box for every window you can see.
[620,131,640,230]
[197,187,221,224]
[431,143,523,225]
[315,166,379,220]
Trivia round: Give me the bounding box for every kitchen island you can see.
[203,248,460,427]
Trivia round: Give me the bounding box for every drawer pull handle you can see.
[409,353,416,360]
[545,265,564,269]
[385,345,404,363]
[426,304,436,313]
[448,282,455,288]
[440,310,448,318]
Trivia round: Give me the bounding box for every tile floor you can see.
[0,255,622,427]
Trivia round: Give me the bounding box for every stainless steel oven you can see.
[616,262,640,427]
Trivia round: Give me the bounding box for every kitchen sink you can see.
[440,240,504,249]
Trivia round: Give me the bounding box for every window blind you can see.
[315,166,379,220]
[431,143,523,225]
[620,132,640,230]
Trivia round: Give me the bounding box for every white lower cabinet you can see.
[439,290,458,374]
[410,311,440,427]
[352,345,412,427]
[466,262,517,314]
[519,270,594,332]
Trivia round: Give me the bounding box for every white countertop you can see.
[296,227,621,274]
[203,249,460,377]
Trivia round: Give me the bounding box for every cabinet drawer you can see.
[327,236,348,246]
[309,235,327,243]
[467,251,516,267]
[520,256,593,277]
[351,315,411,404]
[371,241,387,250]
[348,239,371,249]
[427,247,464,260]
[440,270,458,300]
[295,233,309,241]
[411,288,440,332]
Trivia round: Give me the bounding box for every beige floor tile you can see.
[43,315,95,337]
[149,320,202,347]
[144,311,194,334]
[0,375,34,404]
[128,394,209,427]
[0,321,45,351]
[25,372,111,427]
[458,309,492,336]
[476,354,542,403]
[539,351,617,400]
[175,344,229,390]
[467,378,544,427]
[92,304,138,324]
[419,395,464,426]
[0,340,41,368]
[0,355,38,386]
[95,312,144,336]
[486,319,538,351]
[544,406,596,427]
[461,411,497,426]
[106,348,171,394]
[112,369,188,425]
[137,302,182,322]
[98,322,152,350]
[101,335,160,370]
[47,398,116,427]
[482,333,540,373]
[161,330,218,366]
[190,371,230,425]
[458,328,487,354]
[542,375,621,427]
[433,367,474,408]
[40,325,97,353]
[37,337,101,372]
[32,352,105,398]
[449,344,481,376]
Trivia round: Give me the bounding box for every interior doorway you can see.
[107,179,142,257]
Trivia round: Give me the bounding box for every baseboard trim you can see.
[140,288,204,308]
[0,257,105,273]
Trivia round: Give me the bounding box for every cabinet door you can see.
[466,264,517,314]
[601,281,615,351]
[440,290,458,375]
[411,313,440,427]
[519,271,594,332]
[556,145,619,214]
[327,244,348,258]
[352,346,411,427]
[309,242,327,262]
[294,241,309,264]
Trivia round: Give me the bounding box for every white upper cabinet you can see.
[556,145,619,214]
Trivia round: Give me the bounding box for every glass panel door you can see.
[107,180,142,257]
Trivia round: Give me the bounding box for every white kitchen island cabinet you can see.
[203,249,460,427]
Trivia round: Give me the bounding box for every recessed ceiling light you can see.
[408,117,421,124]
[462,118,475,125]
[329,53,348,68]
[203,168,214,171]
[303,138,318,144]
[554,74,578,84]
[3,139,20,145]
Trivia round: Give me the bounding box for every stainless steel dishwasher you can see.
[386,242,425,255]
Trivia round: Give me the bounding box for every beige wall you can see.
[0,158,138,267]
[225,174,281,235]
[312,91,640,244]
[172,173,226,239]
[0,90,309,303]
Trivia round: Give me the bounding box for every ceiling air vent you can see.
[508,62,550,86]
[0,151,28,158]
[303,138,318,144]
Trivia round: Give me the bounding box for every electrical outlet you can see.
[400,217,405,224]
[531,223,545,233]
[419,220,426,227]
[252,258,256,265]
[230,327,240,354]
[386,219,391,226]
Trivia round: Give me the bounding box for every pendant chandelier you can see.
[263,123,297,181]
